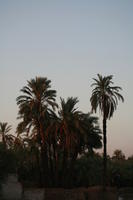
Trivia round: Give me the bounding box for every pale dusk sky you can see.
[0,0,133,157]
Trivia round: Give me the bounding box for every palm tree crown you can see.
[90,74,124,119]
[58,97,81,150]
[16,77,57,137]
[0,122,12,147]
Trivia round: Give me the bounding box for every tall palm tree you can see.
[0,122,12,148]
[57,97,102,187]
[90,74,124,188]
[44,97,102,187]
[16,77,58,186]
[57,97,82,186]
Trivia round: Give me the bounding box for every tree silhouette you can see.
[0,122,13,148]
[90,74,124,189]
[16,77,57,186]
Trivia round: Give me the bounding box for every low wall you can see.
[1,174,118,200]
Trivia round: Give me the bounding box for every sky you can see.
[0,0,133,157]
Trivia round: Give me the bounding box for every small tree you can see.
[112,149,125,161]
[0,122,12,148]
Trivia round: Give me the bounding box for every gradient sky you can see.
[0,0,133,157]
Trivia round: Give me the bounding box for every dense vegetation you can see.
[0,75,127,189]
[1,143,133,188]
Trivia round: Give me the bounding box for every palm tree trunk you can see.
[48,142,54,186]
[103,115,107,190]
[39,122,50,186]
[62,147,68,187]
[36,149,43,187]
[2,134,6,148]
[53,142,57,186]
[68,150,78,188]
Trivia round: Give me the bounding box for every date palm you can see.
[16,77,57,186]
[58,97,102,187]
[58,97,83,186]
[90,74,124,188]
[16,77,57,144]
[0,122,12,148]
[58,97,81,151]
[79,113,102,153]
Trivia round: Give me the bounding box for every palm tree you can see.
[43,97,102,187]
[57,97,102,187]
[58,97,81,152]
[79,113,102,153]
[90,74,124,188]
[0,122,12,148]
[16,77,58,186]
[57,97,82,186]
[16,77,57,141]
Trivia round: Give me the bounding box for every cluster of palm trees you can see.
[0,74,124,188]
[15,77,103,187]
